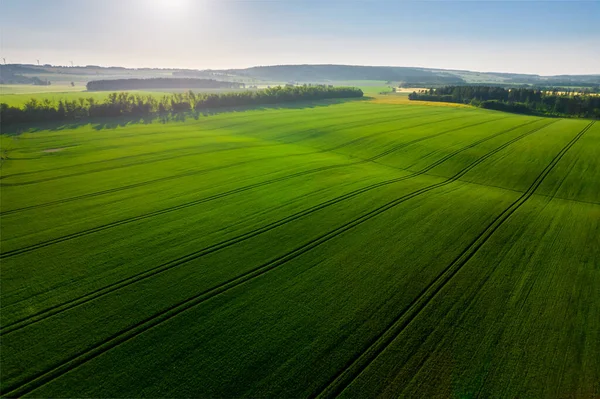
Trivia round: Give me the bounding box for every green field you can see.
[1,98,598,398]
[0,88,151,107]
[0,82,390,109]
[0,88,257,107]
[0,84,87,95]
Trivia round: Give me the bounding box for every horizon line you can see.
[2,62,600,78]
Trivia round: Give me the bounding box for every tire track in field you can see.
[0,109,443,186]
[0,115,506,259]
[313,120,594,399]
[0,106,402,181]
[1,112,467,217]
[0,142,269,187]
[0,119,556,398]
[59,103,389,146]
[0,105,413,180]
[0,111,460,216]
[9,99,397,152]
[0,118,539,334]
[470,186,565,399]
[0,107,433,186]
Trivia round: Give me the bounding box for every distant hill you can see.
[86,78,243,91]
[0,65,52,84]
[211,65,600,87]
[216,64,465,85]
[2,63,599,88]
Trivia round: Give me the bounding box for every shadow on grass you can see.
[1,96,373,135]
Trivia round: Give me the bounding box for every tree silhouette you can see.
[1,85,364,126]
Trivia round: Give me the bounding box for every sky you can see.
[1,0,599,75]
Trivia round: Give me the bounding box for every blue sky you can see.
[1,0,598,75]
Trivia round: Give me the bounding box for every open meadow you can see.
[0,88,252,108]
[1,97,598,398]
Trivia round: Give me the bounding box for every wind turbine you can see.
[70,61,74,67]
[37,59,40,66]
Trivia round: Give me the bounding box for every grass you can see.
[0,97,598,398]
[0,84,87,95]
[0,90,171,107]
[1,86,369,108]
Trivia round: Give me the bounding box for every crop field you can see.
[0,90,178,107]
[0,85,385,110]
[0,90,145,107]
[0,88,262,108]
[0,84,87,95]
[0,99,598,398]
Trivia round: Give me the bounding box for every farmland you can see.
[0,97,598,398]
[0,88,246,108]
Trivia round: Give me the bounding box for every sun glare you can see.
[150,0,191,16]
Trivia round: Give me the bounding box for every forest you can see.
[408,86,600,118]
[86,78,245,91]
[0,85,363,126]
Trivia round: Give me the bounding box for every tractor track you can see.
[0,115,504,259]
[313,120,593,399]
[0,105,414,180]
[0,118,542,334]
[0,108,445,186]
[0,111,466,216]
[0,118,558,398]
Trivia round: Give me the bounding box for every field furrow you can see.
[1,116,561,397]
[1,98,597,398]
[316,120,594,398]
[0,118,548,334]
[0,111,474,215]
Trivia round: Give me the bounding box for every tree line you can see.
[408,86,600,118]
[0,65,51,85]
[533,86,600,94]
[86,78,244,91]
[0,85,363,126]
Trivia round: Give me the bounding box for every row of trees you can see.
[533,86,600,95]
[408,86,600,118]
[86,78,244,91]
[0,85,363,126]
